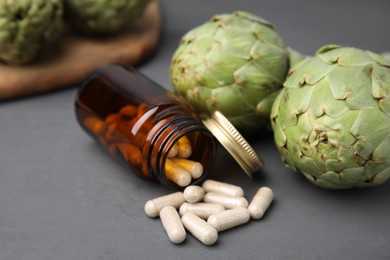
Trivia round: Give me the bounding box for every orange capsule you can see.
[83,117,106,136]
[117,142,143,166]
[105,113,121,125]
[119,105,137,118]
[105,121,129,143]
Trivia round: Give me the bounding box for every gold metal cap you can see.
[202,111,264,178]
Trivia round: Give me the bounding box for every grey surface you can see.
[1,1,390,259]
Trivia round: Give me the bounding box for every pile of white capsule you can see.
[144,179,274,245]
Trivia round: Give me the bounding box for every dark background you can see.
[1,1,390,259]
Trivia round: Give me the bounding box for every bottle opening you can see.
[148,118,216,190]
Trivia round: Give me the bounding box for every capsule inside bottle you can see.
[75,65,216,189]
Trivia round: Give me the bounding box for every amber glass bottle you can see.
[75,65,216,190]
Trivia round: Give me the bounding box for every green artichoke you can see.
[0,0,63,65]
[382,52,390,62]
[271,45,390,189]
[170,11,290,133]
[63,0,152,35]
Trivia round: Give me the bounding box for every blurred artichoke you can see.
[382,52,390,62]
[0,0,63,65]
[271,45,390,189]
[63,0,152,35]
[170,11,291,133]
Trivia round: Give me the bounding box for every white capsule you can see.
[183,185,205,203]
[203,192,248,209]
[248,187,274,219]
[202,179,244,197]
[181,212,218,246]
[144,192,185,218]
[167,143,179,158]
[207,207,250,232]
[171,158,203,179]
[176,136,192,158]
[165,159,192,187]
[179,202,225,219]
[160,206,186,244]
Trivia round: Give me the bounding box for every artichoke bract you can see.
[271,45,390,189]
[0,0,63,65]
[63,0,152,35]
[170,11,290,133]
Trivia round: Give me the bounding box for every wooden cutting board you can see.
[0,1,162,100]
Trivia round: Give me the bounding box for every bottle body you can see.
[75,65,216,189]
